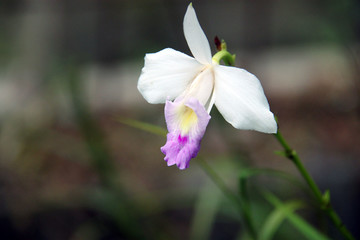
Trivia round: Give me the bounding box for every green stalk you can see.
[212,49,235,66]
[212,39,236,66]
[274,130,323,200]
[274,128,355,240]
[239,176,257,240]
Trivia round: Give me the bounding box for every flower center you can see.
[177,105,198,135]
[179,66,214,112]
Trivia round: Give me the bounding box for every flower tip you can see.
[186,2,196,17]
[259,113,278,134]
[271,127,278,134]
[177,164,187,170]
[269,118,278,134]
[186,2,194,14]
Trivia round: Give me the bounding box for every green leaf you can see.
[321,190,331,210]
[274,150,287,157]
[263,192,331,240]
[190,184,221,240]
[322,190,330,203]
[238,168,307,192]
[259,200,304,240]
[117,118,167,137]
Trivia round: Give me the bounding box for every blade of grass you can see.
[263,191,330,240]
[190,183,221,240]
[117,118,167,137]
[237,166,310,240]
[238,173,257,239]
[196,157,257,240]
[67,64,115,186]
[259,200,304,240]
[66,64,144,239]
[239,168,308,194]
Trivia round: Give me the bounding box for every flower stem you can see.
[274,128,355,240]
[212,49,235,66]
[196,157,257,240]
[274,130,323,200]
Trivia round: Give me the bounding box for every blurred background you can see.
[0,0,359,239]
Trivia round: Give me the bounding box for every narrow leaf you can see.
[117,118,167,137]
[264,192,330,240]
[274,150,287,157]
[321,190,331,209]
[238,168,307,192]
[190,184,220,240]
[259,201,303,240]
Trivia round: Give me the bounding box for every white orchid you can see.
[138,4,277,170]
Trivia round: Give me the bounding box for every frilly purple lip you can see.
[161,97,211,170]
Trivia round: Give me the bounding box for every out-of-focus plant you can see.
[66,63,146,239]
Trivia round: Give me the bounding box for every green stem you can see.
[196,157,257,240]
[212,49,235,66]
[239,177,257,239]
[274,128,355,240]
[274,130,323,200]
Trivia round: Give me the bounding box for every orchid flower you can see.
[138,4,277,170]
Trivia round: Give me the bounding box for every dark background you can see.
[0,0,359,239]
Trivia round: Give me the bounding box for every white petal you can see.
[183,4,212,65]
[206,89,216,113]
[138,48,203,104]
[179,66,214,107]
[213,65,277,133]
